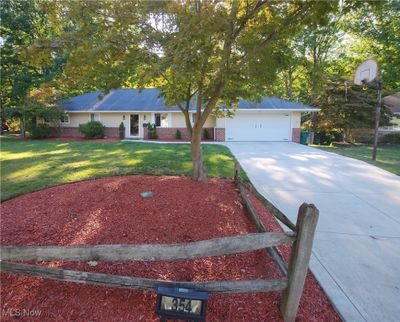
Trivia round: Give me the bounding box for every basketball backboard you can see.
[354,59,378,85]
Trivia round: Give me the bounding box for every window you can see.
[155,113,161,127]
[60,114,70,124]
[192,113,197,124]
[90,113,99,122]
[161,114,168,127]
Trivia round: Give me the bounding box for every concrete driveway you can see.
[226,142,400,322]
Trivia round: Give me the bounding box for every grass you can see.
[0,138,240,201]
[312,144,400,175]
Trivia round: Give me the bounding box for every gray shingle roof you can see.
[383,92,400,113]
[59,88,317,112]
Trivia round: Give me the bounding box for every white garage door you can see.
[225,112,291,141]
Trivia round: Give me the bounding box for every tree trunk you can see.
[285,69,294,99]
[20,117,26,138]
[191,126,207,182]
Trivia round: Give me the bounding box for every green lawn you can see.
[312,144,400,175]
[0,138,239,201]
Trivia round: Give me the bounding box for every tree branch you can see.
[239,3,310,64]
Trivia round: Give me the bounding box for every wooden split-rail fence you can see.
[0,163,319,322]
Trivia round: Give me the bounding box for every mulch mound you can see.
[0,176,340,321]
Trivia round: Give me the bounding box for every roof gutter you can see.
[66,108,320,113]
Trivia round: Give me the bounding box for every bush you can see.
[30,124,51,139]
[203,129,210,140]
[313,131,342,145]
[119,122,125,139]
[147,123,158,139]
[79,121,105,139]
[381,133,400,144]
[356,134,374,144]
[175,130,182,139]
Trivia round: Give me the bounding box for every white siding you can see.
[63,113,91,127]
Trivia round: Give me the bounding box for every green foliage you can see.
[0,0,65,111]
[147,123,158,139]
[175,130,182,140]
[37,1,342,178]
[313,131,342,145]
[203,129,210,140]
[382,133,400,144]
[304,78,392,141]
[356,134,374,145]
[313,144,400,175]
[30,124,51,139]
[8,1,399,178]
[343,1,400,91]
[118,122,125,139]
[78,121,105,139]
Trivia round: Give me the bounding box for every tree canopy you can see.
[27,0,343,180]
[1,0,398,177]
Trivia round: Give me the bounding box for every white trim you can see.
[128,113,141,138]
[69,110,184,113]
[168,112,172,127]
[67,108,319,113]
[230,109,320,112]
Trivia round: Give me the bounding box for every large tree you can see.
[304,78,392,141]
[344,0,400,91]
[0,0,65,134]
[32,0,342,180]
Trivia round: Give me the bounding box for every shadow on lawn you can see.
[1,139,235,201]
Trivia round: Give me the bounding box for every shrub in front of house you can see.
[30,124,52,139]
[175,130,182,139]
[313,131,342,145]
[147,123,158,139]
[203,129,210,140]
[119,122,125,139]
[382,132,400,144]
[356,134,374,144]
[79,121,105,139]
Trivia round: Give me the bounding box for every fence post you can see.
[280,203,319,322]
[234,162,241,183]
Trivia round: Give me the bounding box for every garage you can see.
[225,111,292,141]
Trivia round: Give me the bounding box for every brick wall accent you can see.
[104,128,119,138]
[292,128,300,143]
[144,127,215,140]
[58,127,83,138]
[54,127,119,138]
[215,128,225,142]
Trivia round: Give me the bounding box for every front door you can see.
[130,114,139,137]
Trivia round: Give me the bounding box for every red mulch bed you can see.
[0,176,340,321]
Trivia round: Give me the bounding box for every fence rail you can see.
[0,232,294,262]
[0,261,288,293]
[234,163,297,232]
[0,164,319,322]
